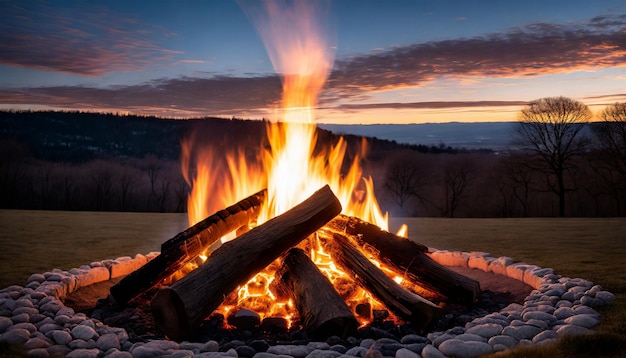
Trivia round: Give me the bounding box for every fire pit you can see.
[0,241,615,358]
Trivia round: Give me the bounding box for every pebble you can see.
[0,251,616,358]
[438,339,493,358]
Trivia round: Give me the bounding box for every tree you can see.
[384,151,431,215]
[515,96,591,216]
[440,155,475,218]
[592,102,626,215]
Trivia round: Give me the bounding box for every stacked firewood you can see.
[110,186,480,341]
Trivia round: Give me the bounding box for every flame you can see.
[178,0,406,326]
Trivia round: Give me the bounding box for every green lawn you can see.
[390,217,626,357]
[1,211,624,357]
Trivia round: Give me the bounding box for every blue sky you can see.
[1,0,625,123]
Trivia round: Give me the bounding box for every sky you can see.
[1,0,625,124]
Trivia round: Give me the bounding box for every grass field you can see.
[1,211,625,357]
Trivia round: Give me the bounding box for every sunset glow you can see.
[1,1,625,124]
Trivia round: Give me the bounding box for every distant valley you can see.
[318,122,518,150]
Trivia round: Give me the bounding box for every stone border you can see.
[0,250,616,358]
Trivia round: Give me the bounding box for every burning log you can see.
[327,214,481,304]
[274,248,358,339]
[110,189,266,305]
[150,185,342,341]
[325,233,442,331]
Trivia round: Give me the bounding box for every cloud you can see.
[328,14,626,99]
[1,12,625,117]
[332,101,529,111]
[0,1,179,76]
[0,75,283,117]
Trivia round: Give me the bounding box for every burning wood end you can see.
[110,185,480,341]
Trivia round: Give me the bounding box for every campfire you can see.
[109,1,481,342]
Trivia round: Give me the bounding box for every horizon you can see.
[1,1,625,124]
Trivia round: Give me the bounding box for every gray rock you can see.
[0,316,12,333]
[196,349,238,358]
[0,328,31,345]
[97,333,121,351]
[162,350,195,358]
[525,318,548,329]
[454,333,486,342]
[564,314,599,328]
[179,342,204,352]
[522,310,556,324]
[400,334,428,344]
[39,323,63,335]
[237,345,257,358]
[308,342,331,351]
[201,340,220,352]
[554,307,574,320]
[594,291,616,304]
[329,345,347,354]
[438,339,493,358]
[395,348,421,358]
[532,330,557,344]
[252,353,291,358]
[556,324,593,336]
[306,349,343,358]
[11,312,30,323]
[359,338,375,349]
[50,330,73,345]
[67,348,100,358]
[23,337,52,350]
[465,323,503,338]
[27,348,49,358]
[345,346,367,357]
[487,335,517,348]
[46,344,72,356]
[40,300,63,314]
[420,344,446,358]
[104,351,133,358]
[131,345,165,358]
[572,305,599,316]
[502,325,542,340]
[268,345,311,358]
[71,324,97,340]
[69,338,96,349]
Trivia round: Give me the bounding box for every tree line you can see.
[381,98,626,217]
[0,99,624,217]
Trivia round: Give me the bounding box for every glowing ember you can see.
[178,0,405,326]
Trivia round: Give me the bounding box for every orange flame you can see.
[179,0,402,325]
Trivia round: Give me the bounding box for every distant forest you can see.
[0,110,623,217]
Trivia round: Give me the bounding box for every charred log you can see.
[325,233,442,331]
[150,185,342,341]
[274,248,358,339]
[327,214,481,304]
[110,189,266,305]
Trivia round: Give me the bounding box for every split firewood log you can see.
[150,185,342,341]
[110,189,266,305]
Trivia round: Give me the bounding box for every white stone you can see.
[594,291,616,304]
[71,325,96,340]
[465,323,503,338]
[67,348,100,358]
[395,348,420,358]
[556,324,593,337]
[420,345,447,358]
[502,325,542,340]
[438,339,493,358]
[564,314,599,328]
[50,330,73,345]
[305,349,342,358]
[487,335,517,348]
[97,333,121,351]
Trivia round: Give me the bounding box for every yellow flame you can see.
[177,0,405,324]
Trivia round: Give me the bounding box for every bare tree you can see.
[592,102,626,214]
[384,151,431,215]
[441,155,475,218]
[515,96,591,216]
